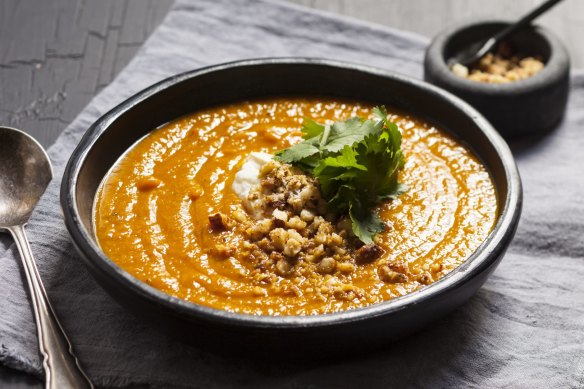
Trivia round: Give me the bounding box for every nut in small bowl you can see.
[424,21,570,138]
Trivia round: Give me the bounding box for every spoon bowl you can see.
[0,126,52,228]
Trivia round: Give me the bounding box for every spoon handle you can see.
[9,224,93,389]
[492,0,564,43]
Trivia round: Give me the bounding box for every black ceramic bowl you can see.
[61,58,522,355]
[424,21,570,138]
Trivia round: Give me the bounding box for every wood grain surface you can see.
[0,0,173,148]
[0,0,580,387]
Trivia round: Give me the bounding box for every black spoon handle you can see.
[492,0,564,43]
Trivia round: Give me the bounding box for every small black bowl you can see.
[61,58,522,356]
[424,21,570,138]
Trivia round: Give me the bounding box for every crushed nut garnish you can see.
[207,159,415,299]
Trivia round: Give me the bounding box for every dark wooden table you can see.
[0,0,173,149]
[0,1,173,387]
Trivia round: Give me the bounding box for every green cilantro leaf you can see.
[372,105,389,122]
[302,118,326,139]
[274,135,320,163]
[274,106,408,243]
[349,204,386,244]
[323,117,382,153]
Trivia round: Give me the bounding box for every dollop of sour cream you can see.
[232,152,273,210]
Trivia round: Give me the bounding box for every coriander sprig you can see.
[274,106,407,243]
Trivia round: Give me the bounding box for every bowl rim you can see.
[61,57,522,328]
[425,19,570,95]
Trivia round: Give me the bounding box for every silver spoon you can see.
[450,0,564,68]
[0,126,93,389]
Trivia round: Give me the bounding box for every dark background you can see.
[0,0,173,148]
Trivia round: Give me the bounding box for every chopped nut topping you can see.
[210,244,234,258]
[275,257,293,276]
[418,272,433,285]
[430,263,443,273]
[452,44,545,84]
[318,257,337,274]
[300,209,315,222]
[378,265,408,284]
[210,160,388,300]
[355,244,385,264]
[272,209,289,222]
[337,262,355,274]
[208,213,232,231]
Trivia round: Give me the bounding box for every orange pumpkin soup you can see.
[94,97,497,315]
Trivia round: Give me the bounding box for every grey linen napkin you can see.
[1,0,584,387]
